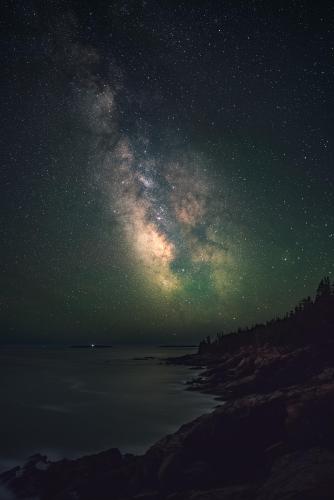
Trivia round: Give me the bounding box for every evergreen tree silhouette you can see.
[199,276,334,355]
[316,276,331,300]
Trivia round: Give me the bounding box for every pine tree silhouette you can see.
[199,276,334,355]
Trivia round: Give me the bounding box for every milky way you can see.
[106,141,233,296]
[94,106,235,306]
[71,43,239,316]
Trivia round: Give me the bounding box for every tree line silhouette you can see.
[199,277,334,354]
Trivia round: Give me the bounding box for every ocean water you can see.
[0,345,215,471]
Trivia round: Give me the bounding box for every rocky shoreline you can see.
[2,337,334,499]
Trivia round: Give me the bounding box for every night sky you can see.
[1,1,333,344]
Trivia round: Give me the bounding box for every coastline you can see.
[2,340,334,499]
[0,345,216,467]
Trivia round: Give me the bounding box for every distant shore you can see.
[69,344,113,348]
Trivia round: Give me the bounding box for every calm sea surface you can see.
[0,346,215,471]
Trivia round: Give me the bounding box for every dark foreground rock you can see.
[2,341,334,499]
[256,447,334,500]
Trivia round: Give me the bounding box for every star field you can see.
[1,1,333,343]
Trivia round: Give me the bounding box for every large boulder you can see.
[142,393,286,493]
[285,381,334,449]
[257,447,334,500]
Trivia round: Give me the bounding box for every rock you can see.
[158,454,212,491]
[142,393,287,493]
[0,448,125,500]
[167,483,258,499]
[285,381,334,449]
[188,343,334,399]
[132,492,162,500]
[257,447,334,499]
